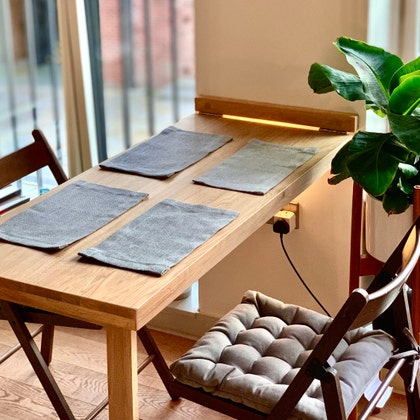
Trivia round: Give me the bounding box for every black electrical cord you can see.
[276,226,331,317]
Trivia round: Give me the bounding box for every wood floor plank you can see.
[0,376,97,420]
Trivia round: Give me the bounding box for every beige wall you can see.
[195,1,368,318]
[200,174,353,317]
[195,0,367,123]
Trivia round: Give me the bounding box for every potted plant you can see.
[308,36,420,215]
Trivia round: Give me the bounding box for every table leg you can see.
[106,326,138,420]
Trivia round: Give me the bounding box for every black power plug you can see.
[273,219,290,235]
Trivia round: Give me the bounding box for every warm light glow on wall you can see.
[222,114,320,131]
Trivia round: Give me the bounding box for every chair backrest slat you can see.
[351,217,420,329]
[0,129,67,189]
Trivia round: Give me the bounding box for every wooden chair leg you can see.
[40,324,55,365]
[137,326,180,400]
[399,362,420,420]
[321,368,346,420]
[0,325,44,364]
[348,406,358,420]
[0,301,75,420]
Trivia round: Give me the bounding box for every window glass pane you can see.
[96,0,195,158]
[0,0,66,199]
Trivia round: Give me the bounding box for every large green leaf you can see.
[309,37,420,214]
[343,131,409,196]
[334,37,403,108]
[381,163,419,214]
[308,63,365,100]
[398,162,418,179]
[397,162,419,195]
[388,112,420,154]
[328,141,352,185]
[389,75,420,115]
[382,187,411,214]
[389,56,420,93]
[335,37,403,91]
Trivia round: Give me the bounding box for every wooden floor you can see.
[0,321,409,419]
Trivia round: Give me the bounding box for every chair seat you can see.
[170,290,397,419]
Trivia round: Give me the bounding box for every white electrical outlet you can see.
[273,210,296,233]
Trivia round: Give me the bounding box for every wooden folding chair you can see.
[0,129,67,190]
[157,217,420,419]
[0,129,101,418]
[0,129,69,365]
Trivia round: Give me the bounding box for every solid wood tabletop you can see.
[0,112,352,331]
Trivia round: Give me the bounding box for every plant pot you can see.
[365,194,413,262]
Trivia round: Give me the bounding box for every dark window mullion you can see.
[23,0,38,127]
[143,0,155,136]
[170,0,180,123]
[85,0,108,161]
[46,0,63,161]
[120,0,133,148]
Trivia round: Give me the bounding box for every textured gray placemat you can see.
[194,139,319,195]
[100,126,232,178]
[0,181,147,250]
[79,199,239,276]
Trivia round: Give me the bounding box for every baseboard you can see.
[148,306,218,340]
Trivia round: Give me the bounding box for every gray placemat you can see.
[194,139,319,195]
[0,181,147,250]
[79,199,239,276]
[100,126,232,178]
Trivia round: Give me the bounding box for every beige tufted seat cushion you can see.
[170,290,397,420]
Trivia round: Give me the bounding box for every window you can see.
[0,0,64,196]
[0,0,195,194]
[85,0,196,160]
